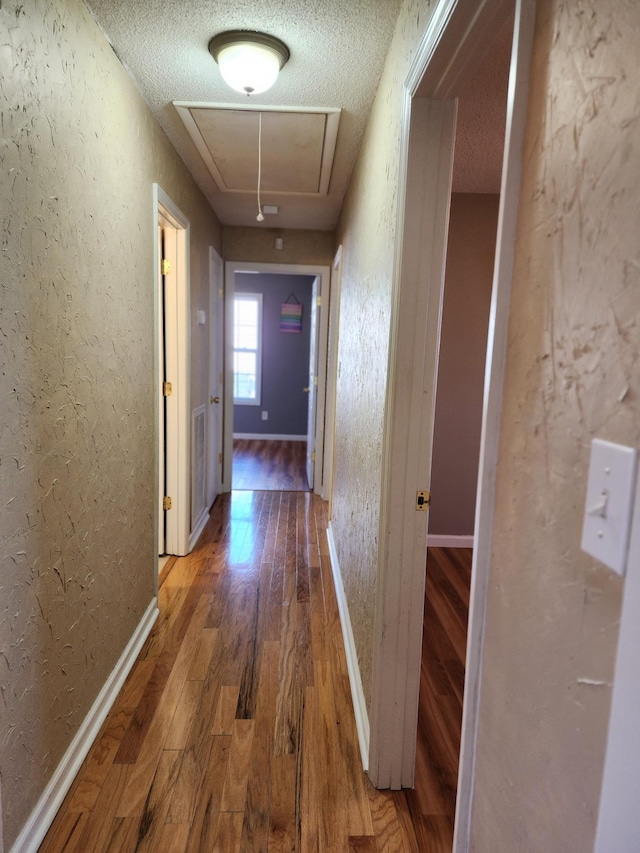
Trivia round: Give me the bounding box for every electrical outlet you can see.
[261,411,268,421]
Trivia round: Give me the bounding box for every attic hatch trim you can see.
[173,101,341,197]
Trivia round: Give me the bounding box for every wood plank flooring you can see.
[233,440,309,491]
[39,491,425,853]
[406,546,472,852]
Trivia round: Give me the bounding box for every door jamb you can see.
[368,3,535,850]
[207,246,224,507]
[153,184,191,560]
[222,261,331,495]
[323,245,343,507]
[454,4,535,847]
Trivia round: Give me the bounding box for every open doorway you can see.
[154,185,191,577]
[411,17,512,845]
[368,4,535,851]
[223,261,331,496]
[232,271,315,491]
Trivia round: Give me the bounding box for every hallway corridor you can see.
[39,491,424,853]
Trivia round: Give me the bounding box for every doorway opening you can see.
[223,262,331,496]
[411,14,512,842]
[154,185,191,576]
[368,2,535,852]
[207,247,224,511]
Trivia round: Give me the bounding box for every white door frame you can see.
[222,261,331,494]
[157,223,166,560]
[153,184,191,560]
[207,247,224,508]
[368,0,535,847]
[323,245,343,507]
[305,276,320,490]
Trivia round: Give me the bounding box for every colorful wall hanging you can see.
[280,294,303,333]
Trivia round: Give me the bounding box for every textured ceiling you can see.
[452,10,512,194]
[83,0,404,231]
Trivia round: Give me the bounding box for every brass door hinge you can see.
[311,451,316,462]
[163,496,172,511]
[163,381,173,396]
[416,491,430,511]
[316,296,322,307]
[161,258,171,275]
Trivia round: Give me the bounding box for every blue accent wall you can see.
[234,273,314,436]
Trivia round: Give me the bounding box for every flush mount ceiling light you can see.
[208,31,290,96]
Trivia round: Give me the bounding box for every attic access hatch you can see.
[174,103,341,196]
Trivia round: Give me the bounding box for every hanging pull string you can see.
[256,112,264,222]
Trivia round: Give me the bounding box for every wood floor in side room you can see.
[39,491,431,853]
[405,546,472,851]
[233,439,309,491]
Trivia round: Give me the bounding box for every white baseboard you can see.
[10,599,159,853]
[326,523,370,771]
[189,508,210,551]
[427,534,475,548]
[233,433,306,441]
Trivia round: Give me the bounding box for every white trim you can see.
[327,523,370,772]
[207,246,224,508]
[223,262,331,497]
[427,534,474,549]
[189,508,210,551]
[154,184,192,558]
[368,0,536,812]
[311,273,330,495]
[371,95,457,790]
[233,433,306,441]
[10,600,159,853]
[595,471,640,850]
[322,245,343,505]
[454,3,536,849]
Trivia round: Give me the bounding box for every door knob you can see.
[303,387,311,393]
[211,396,220,404]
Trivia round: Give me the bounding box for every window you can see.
[233,293,262,405]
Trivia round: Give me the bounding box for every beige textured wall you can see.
[429,194,498,536]
[470,1,640,849]
[223,226,334,267]
[332,0,436,712]
[0,0,221,847]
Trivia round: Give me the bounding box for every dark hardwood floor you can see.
[233,439,309,491]
[405,546,472,852]
[39,492,427,853]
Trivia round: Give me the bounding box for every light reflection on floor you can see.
[228,490,258,567]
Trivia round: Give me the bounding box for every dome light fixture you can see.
[209,31,290,96]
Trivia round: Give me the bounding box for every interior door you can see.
[161,219,180,555]
[207,249,223,507]
[306,277,319,488]
[158,226,166,555]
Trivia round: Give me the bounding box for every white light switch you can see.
[581,439,638,576]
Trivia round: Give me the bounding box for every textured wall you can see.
[332,0,436,712]
[223,227,334,267]
[470,1,640,849]
[0,0,220,847]
[429,194,498,536]
[233,273,313,436]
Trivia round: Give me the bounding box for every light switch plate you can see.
[581,439,638,576]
